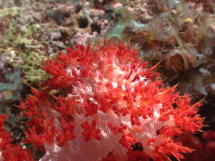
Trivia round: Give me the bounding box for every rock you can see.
[47,9,65,25]
[50,32,62,41]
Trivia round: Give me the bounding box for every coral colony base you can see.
[0,43,203,161]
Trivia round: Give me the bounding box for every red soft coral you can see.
[0,115,33,161]
[1,43,203,161]
[177,131,215,161]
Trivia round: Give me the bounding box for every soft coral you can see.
[1,43,204,161]
[0,115,33,161]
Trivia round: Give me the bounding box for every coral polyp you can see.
[0,43,203,161]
